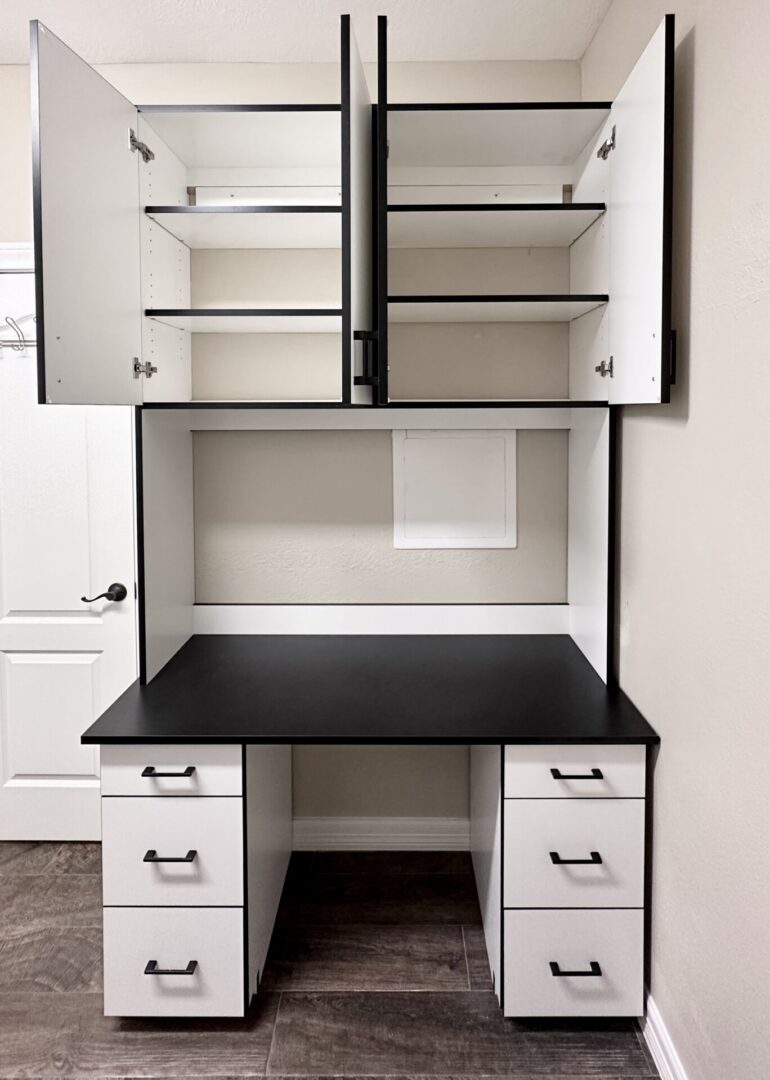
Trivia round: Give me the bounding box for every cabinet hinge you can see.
[129,128,155,163]
[133,357,158,379]
[595,356,614,378]
[596,125,616,160]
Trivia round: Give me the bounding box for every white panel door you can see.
[32,21,143,405]
[607,15,674,404]
[0,251,137,839]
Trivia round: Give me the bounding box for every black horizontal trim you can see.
[88,736,657,745]
[138,400,608,410]
[145,308,342,317]
[388,203,606,214]
[145,205,341,215]
[137,103,341,113]
[388,294,609,304]
[387,101,612,112]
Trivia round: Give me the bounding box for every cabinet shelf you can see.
[388,295,608,324]
[145,309,342,333]
[387,204,605,249]
[145,206,342,250]
[387,103,611,168]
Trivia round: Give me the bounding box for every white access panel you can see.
[31,22,142,405]
[608,16,673,404]
[393,430,517,549]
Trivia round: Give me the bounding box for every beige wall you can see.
[193,429,567,603]
[584,5,770,1079]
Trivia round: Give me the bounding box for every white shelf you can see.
[146,309,342,333]
[139,108,342,169]
[388,105,610,168]
[388,296,608,324]
[146,207,342,249]
[388,204,605,248]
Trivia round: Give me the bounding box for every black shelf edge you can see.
[387,294,609,303]
[137,103,342,113]
[138,400,608,410]
[387,203,606,213]
[145,205,341,215]
[387,101,612,112]
[145,308,343,317]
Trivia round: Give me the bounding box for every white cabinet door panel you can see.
[32,22,142,404]
[608,15,674,404]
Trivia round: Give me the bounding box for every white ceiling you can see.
[0,0,611,65]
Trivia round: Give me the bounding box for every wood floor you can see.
[0,843,659,1078]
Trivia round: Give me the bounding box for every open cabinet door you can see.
[341,15,374,405]
[608,15,674,405]
[31,22,143,405]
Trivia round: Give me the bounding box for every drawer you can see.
[503,798,645,908]
[102,796,243,907]
[504,744,645,798]
[101,744,242,797]
[503,909,643,1018]
[103,907,244,1017]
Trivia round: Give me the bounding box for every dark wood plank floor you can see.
[0,843,659,1078]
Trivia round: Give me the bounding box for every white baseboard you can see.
[292,816,470,851]
[643,996,689,1080]
[194,604,569,635]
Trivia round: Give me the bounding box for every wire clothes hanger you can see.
[0,313,37,351]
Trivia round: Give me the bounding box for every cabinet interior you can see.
[138,108,345,404]
[385,105,614,404]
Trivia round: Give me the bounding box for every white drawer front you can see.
[503,798,645,908]
[103,907,244,1017]
[504,909,644,1017]
[102,797,243,907]
[101,744,242,797]
[504,744,645,798]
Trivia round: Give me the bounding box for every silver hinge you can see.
[129,128,155,163]
[596,125,616,160]
[595,356,614,378]
[133,357,158,379]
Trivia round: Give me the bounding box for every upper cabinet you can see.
[31,17,373,406]
[376,14,674,406]
[32,13,674,408]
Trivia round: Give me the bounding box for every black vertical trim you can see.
[134,408,147,685]
[340,15,352,405]
[659,13,675,404]
[607,406,618,691]
[375,15,389,405]
[499,744,505,1013]
[30,21,46,405]
[643,742,657,1003]
[242,744,250,1010]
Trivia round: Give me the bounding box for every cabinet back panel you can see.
[388,322,568,401]
[191,248,342,307]
[191,333,342,401]
[388,247,568,296]
[192,429,567,604]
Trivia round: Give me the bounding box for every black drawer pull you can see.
[144,960,198,976]
[550,961,602,977]
[141,766,196,778]
[550,850,603,866]
[143,849,197,864]
[550,767,604,781]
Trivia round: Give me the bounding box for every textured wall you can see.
[584,4,770,1079]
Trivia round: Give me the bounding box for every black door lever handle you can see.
[81,582,128,603]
